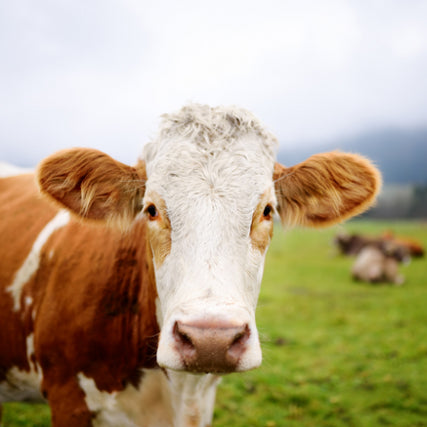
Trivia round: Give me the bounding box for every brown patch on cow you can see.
[273,151,382,228]
[144,191,172,268]
[250,191,274,253]
[0,174,58,380]
[33,217,160,395]
[1,171,161,423]
[101,246,142,317]
[42,376,93,426]
[37,148,147,231]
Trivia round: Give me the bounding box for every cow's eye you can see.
[146,204,159,220]
[263,204,273,219]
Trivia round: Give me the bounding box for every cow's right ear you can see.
[37,148,146,230]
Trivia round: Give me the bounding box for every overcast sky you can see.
[1,0,426,166]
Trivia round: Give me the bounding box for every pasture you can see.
[3,220,427,427]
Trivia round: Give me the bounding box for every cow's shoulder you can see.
[34,217,159,393]
[0,173,59,299]
[1,174,159,397]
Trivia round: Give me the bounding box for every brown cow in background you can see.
[335,231,422,285]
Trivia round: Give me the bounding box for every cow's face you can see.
[142,114,278,373]
[37,104,381,375]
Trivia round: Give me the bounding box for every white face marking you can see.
[0,334,44,403]
[7,210,70,311]
[0,162,33,178]
[143,105,277,372]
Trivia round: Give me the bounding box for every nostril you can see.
[173,321,195,350]
[231,331,245,346]
[228,324,250,358]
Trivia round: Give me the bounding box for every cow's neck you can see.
[164,370,220,427]
[65,218,161,392]
[113,218,160,372]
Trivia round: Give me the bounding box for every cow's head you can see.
[37,104,381,374]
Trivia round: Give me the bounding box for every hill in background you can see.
[278,127,427,185]
[278,128,427,218]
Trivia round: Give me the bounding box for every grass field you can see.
[3,220,427,427]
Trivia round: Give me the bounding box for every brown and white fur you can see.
[0,104,381,426]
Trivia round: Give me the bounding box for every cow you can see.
[335,231,411,285]
[335,231,424,259]
[334,232,373,256]
[381,231,424,258]
[0,104,381,426]
[351,242,409,285]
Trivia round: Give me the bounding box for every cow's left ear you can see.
[37,148,146,230]
[273,151,381,228]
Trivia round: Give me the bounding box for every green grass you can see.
[3,221,427,426]
[214,220,427,427]
[2,403,50,427]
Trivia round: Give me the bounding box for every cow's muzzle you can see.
[172,319,250,373]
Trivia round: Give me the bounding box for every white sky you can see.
[1,0,426,166]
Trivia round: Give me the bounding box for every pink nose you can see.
[173,319,250,373]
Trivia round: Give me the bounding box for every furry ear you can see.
[273,151,381,228]
[37,148,146,230]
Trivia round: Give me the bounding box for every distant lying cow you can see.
[0,104,381,426]
[351,241,409,285]
[335,232,410,285]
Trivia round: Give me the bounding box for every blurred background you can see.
[1,0,426,218]
[1,2,427,426]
